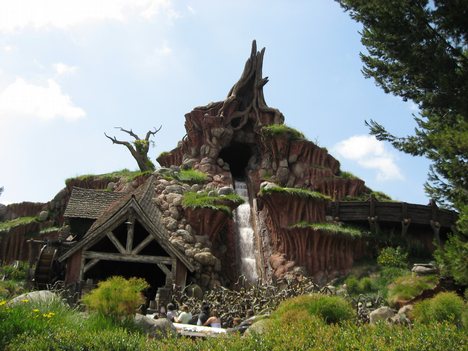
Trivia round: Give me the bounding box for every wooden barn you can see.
[58,175,195,300]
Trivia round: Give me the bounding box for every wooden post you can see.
[126,213,135,253]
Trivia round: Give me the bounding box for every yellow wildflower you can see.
[0,300,6,306]
[33,309,40,313]
[21,299,29,303]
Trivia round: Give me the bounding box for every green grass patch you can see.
[261,124,306,141]
[387,274,438,306]
[271,294,355,325]
[259,185,331,201]
[290,222,365,238]
[0,217,38,232]
[176,169,208,184]
[66,168,152,184]
[160,168,208,184]
[39,226,61,234]
[182,191,244,216]
[339,171,358,179]
[158,151,170,158]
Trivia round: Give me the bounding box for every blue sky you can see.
[0,0,431,205]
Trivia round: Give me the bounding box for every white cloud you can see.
[333,135,403,181]
[0,0,178,32]
[2,45,14,53]
[187,5,196,14]
[0,77,85,121]
[158,42,172,56]
[53,63,78,76]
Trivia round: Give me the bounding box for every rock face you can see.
[152,41,373,283]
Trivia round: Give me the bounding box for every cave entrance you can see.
[219,143,252,180]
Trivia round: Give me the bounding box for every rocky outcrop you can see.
[3,202,47,221]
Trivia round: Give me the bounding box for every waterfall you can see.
[234,180,258,282]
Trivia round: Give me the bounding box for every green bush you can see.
[359,277,374,292]
[373,267,409,298]
[272,294,355,324]
[0,262,29,281]
[377,246,408,269]
[413,292,466,326]
[387,274,438,306]
[345,275,376,295]
[82,276,148,321]
[345,275,360,295]
[434,233,468,285]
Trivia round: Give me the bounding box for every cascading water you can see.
[234,180,258,282]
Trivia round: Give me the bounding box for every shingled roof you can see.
[64,187,127,219]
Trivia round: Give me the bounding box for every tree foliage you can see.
[336,0,467,212]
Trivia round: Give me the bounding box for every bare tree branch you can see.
[145,125,162,141]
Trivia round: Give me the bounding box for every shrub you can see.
[373,267,409,298]
[82,276,148,321]
[387,274,438,306]
[345,275,360,295]
[272,294,355,324]
[377,246,408,269]
[413,292,466,326]
[359,277,374,292]
[0,262,28,281]
[434,233,468,285]
[345,276,376,295]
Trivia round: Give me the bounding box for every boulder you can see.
[176,229,195,244]
[194,252,217,266]
[38,210,49,222]
[134,315,176,338]
[166,193,183,206]
[218,186,234,195]
[369,306,396,324]
[165,185,185,195]
[411,264,438,276]
[9,290,60,306]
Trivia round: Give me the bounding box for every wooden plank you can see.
[83,258,100,273]
[83,251,173,265]
[126,215,135,253]
[107,231,126,254]
[156,262,171,276]
[131,234,154,255]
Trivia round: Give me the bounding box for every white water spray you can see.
[234,180,258,282]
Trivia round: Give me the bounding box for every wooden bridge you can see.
[327,198,457,242]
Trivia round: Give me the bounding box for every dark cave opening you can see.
[218,143,253,180]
